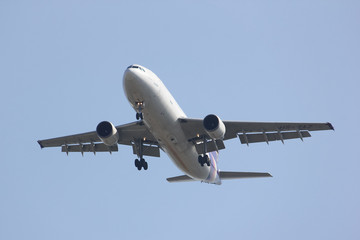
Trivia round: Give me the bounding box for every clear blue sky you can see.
[1,1,359,239]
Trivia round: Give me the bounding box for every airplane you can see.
[38,64,334,185]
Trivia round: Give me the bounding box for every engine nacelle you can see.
[96,121,119,146]
[203,114,226,140]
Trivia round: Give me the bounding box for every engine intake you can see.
[203,114,226,140]
[96,121,119,146]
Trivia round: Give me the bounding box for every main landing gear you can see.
[135,158,148,170]
[198,135,210,167]
[135,102,144,120]
[198,155,210,167]
[134,139,148,171]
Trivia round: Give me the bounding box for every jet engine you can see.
[203,114,226,140]
[96,121,119,146]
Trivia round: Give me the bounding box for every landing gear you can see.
[135,158,148,171]
[134,138,148,171]
[198,135,210,167]
[135,102,144,120]
[136,112,143,120]
[198,155,210,167]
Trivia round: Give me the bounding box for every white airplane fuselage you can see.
[123,65,221,184]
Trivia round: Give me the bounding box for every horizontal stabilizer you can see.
[167,171,272,183]
[219,171,272,179]
[166,175,195,183]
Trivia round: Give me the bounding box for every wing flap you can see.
[61,144,118,153]
[132,144,160,157]
[194,139,225,154]
[238,130,311,144]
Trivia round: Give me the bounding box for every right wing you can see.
[179,118,334,146]
[38,121,160,156]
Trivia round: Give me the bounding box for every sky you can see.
[1,0,359,239]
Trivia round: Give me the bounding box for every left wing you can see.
[38,121,160,156]
[179,118,334,146]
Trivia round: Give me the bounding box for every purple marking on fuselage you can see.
[205,151,221,184]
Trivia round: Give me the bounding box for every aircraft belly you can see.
[143,93,210,181]
[124,70,211,181]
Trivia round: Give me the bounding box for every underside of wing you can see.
[38,131,100,148]
[38,120,159,156]
[179,117,334,146]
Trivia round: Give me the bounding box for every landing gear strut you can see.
[135,102,144,120]
[134,138,148,171]
[198,135,210,167]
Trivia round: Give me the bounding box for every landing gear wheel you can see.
[135,158,148,171]
[135,159,142,171]
[198,155,210,167]
[198,155,204,166]
[206,156,211,166]
[136,112,143,120]
[143,161,148,170]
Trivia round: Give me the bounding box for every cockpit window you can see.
[127,65,145,72]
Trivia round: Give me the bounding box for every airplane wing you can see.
[179,118,334,146]
[38,121,160,156]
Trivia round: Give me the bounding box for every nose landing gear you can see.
[136,112,143,120]
[135,102,144,120]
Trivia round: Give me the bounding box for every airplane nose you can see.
[123,68,140,87]
[123,66,149,98]
[123,68,136,81]
[123,65,149,88]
